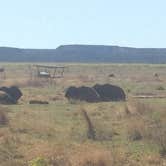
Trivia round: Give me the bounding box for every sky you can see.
[0,0,166,48]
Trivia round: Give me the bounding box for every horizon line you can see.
[1,44,166,50]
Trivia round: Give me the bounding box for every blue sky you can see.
[0,0,165,48]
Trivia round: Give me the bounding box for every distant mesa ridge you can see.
[0,45,166,63]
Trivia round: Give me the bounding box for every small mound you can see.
[108,73,115,77]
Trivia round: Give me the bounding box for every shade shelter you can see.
[34,65,66,79]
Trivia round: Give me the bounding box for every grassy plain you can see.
[0,63,165,166]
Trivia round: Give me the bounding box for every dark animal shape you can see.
[29,100,49,104]
[0,91,16,104]
[65,86,100,103]
[93,84,126,101]
[0,86,22,104]
[0,68,4,72]
[154,73,159,77]
[109,74,115,78]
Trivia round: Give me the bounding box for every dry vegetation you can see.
[0,63,165,165]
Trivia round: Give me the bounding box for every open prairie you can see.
[0,63,166,166]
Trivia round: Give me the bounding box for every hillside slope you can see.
[0,45,166,63]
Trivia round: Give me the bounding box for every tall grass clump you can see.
[0,107,9,125]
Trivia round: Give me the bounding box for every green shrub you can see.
[156,86,165,90]
[29,157,47,166]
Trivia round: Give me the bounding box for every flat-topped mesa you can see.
[0,45,166,63]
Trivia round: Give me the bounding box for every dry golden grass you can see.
[0,63,165,165]
[69,146,113,166]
